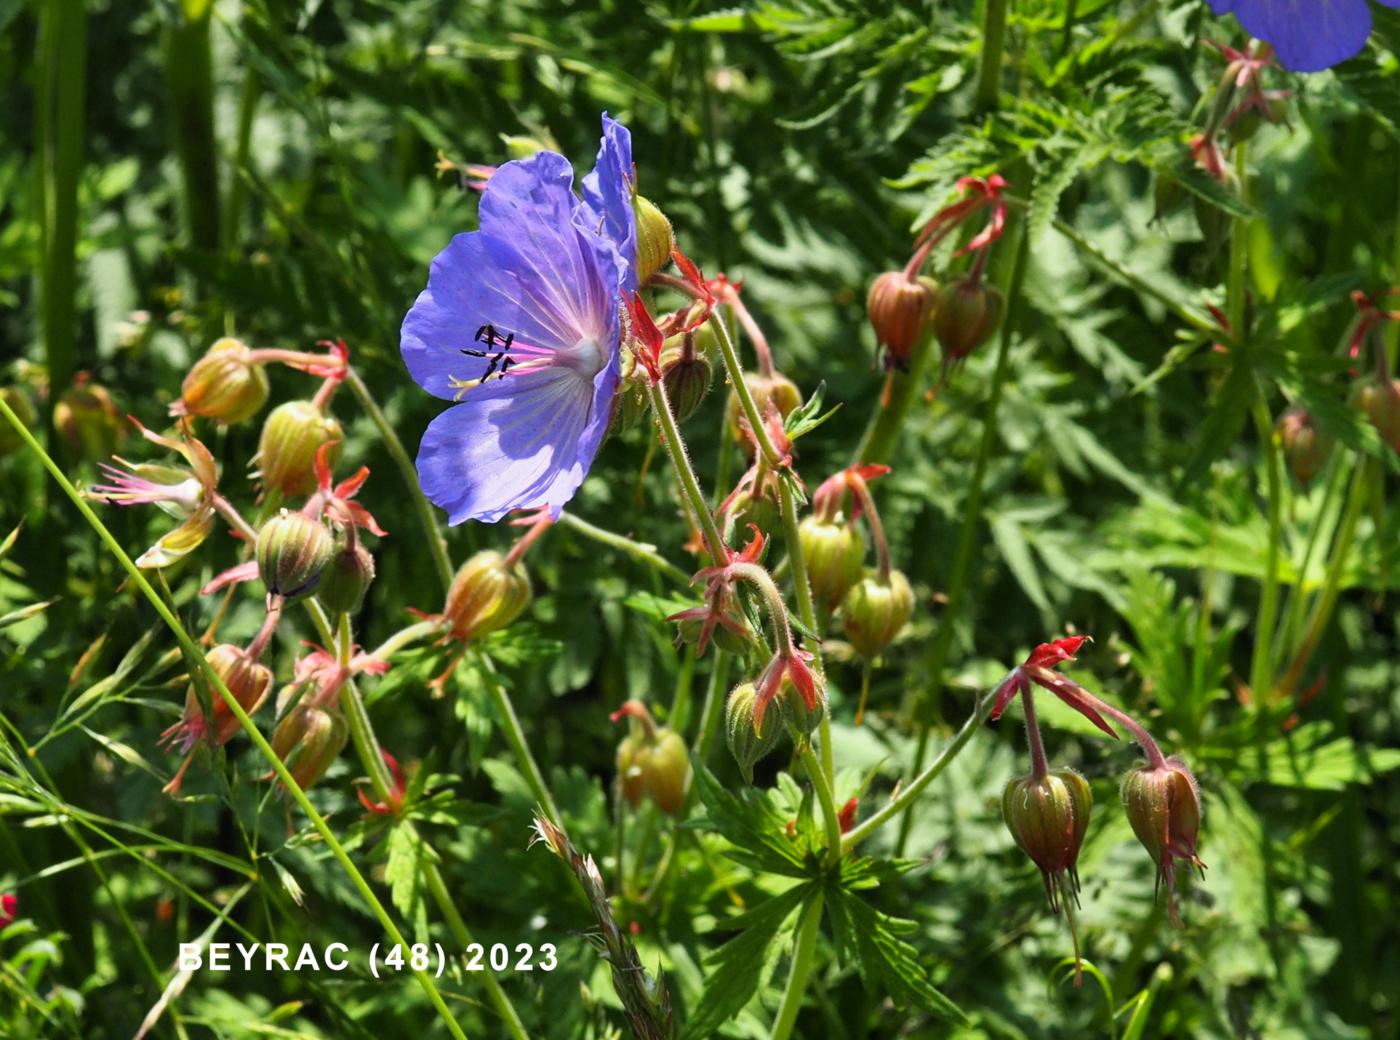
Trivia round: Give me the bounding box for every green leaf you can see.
[383,823,432,940]
[825,886,968,1025]
[681,883,815,1040]
[689,767,813,878]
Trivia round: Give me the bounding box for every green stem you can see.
[1276,460,1345,671]
[164,0,221,257]
[1283,460,1371,691]
[975,0,1010,111]
[842,693,985,852]
[558,511,692,588]
[345,365,454,593]
[854,328,936,466]
[801,748,843,864]
[478,653,562,824]
[645,375,726,564]
[0,396,470,1040]
[36,0,86,440]
[223,65,259,258]
[369,618,443,663]
[895,223,1026,856]
[769,892,824,1040]
[1248,401,1284,702]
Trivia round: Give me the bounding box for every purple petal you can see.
[1225,0,1374,71]
[581,113,638,291]
[415,354,619,525]
[402,151,624,401]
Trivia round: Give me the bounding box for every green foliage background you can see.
[2,0,1400,1037]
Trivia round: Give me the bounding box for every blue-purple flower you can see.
[1210,0,1400,72]
[401,115,637,524]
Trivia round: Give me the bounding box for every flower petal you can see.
[581,112,638,290]
[1226,0,1373,72]
[415,360,617,525]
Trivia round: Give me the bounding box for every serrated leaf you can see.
[681,883,814,1040]
[825,887,968,1025]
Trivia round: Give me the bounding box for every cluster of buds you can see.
[867,174,1008,383]
[991,636,1205,980]
[1275,289,1400,487]
[612,700,690,815]
[804,465,913,723]
[87,337,390,802]
[1156,39,1286,239]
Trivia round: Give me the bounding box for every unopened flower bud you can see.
[1120,756,1204,923]
[1351,377,1400,454]
[0,386,37,458]
[842,568,913,659]
[660,334,714,424]
[1277,405,1333,485]
[443,549,532,641]
[724,487,780,544]
[867,271,938,368]
[634,194,675,285]
[256,511,334,601]
[177,338,269,423]
[934,277,1004,362]
[799,516,865,614]
[674,612,753,656]
[162,643,273,752]
[616,731,648,808]
[271,703,348,792]
[644,728,691,815]
[1002,767,1092,911]
[316,540,376,614]
[781,673,826,740]
[726,372,802,445]
[725,681,785,783]
[55,379,123,463]
[256,401,343,497]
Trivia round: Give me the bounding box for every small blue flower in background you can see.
[402,115,636,524]
[1210,0,1400,72]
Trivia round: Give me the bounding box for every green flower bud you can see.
[256,511,334,601]
[616,731,648,809]
[644,728,691,815]
[256,400,343,498]
[724,486,780,545]
[271,703,348,792]
[1351,377,1400,455]
[660,333,714,425]
[55,379,124,463]
[443,550,531,641]
[867,271,938,368]
[316,540,376,615]
[726,371,802,446]
[674,613,753,656]
[778,672,826,741]
[799,516,865,614]
[841,568,914,659]
[0,386,37,457]
[1277,405,1333,485]
[634,194,675,286]
[1002,768,1092,911]
[178,338,269,423]
[725,681,785,783]
[933,277,1005,363]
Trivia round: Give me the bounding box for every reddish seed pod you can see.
[1121,756,1205,925]
[867,271,938,368]
[1002,768,1093,912]
[1276,406,1333,485]
[725,371,802,446]
[271,703,349,792]
[163,644,273,752]
[933,277,1005,362]
[1351,377,1400,454]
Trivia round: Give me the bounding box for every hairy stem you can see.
[769,892,824,1040]
[975,0,1010,111]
